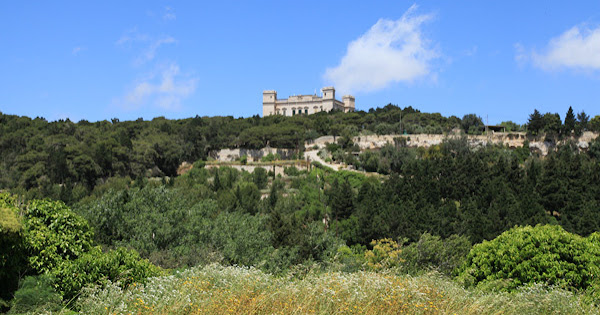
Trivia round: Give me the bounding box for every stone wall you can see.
[308,132,599,156]
[210,147,296,162]
[205,163,308,177]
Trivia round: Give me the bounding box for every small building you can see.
[485,125,507,133]
[263,87,355,117]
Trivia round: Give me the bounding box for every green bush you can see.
[23,199,94,273]
[50,246,162,301]
[284,166,300,176]
[252,167,268,189]
[9,275,62,314]
[400,233,471,276]
[457,225,600,292]
[0,195,27,308]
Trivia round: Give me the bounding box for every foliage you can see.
[0,195,27,308]
[76,264,600,315]
[457,225,600,292]
[50,246,162,301]
[8,275,62,314]
[400,233,471,276]
[564,106,576,135]
[461,114,483,134]
[364,238,404,270]
[590,115,600,132]
[252,167,268,189]
[23,199,93,273]
[527,109,543,135]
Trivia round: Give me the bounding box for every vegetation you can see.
[1,105,600,312]
[0,193,161,312]
[76,264,600,315]
[458,225,600,293]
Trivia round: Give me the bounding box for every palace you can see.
[262,87,354,117]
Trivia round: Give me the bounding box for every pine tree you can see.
[564,106,576,135]
[527,109,543,135]
[575,111,590,136]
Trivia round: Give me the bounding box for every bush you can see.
[457,225,600,292]
[364,238,404,270]
[9,275,62,314]
[400,233,471,276]
[23,199,94,273]
[0,195,26,309]
[50,246,162,301]
[284,166,300,176]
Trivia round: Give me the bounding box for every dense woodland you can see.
[2,105,600,312]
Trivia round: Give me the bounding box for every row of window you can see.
[275,106,324,116]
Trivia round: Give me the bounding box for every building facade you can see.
[263,87,354,117]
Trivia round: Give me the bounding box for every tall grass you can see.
[76,264,598,314]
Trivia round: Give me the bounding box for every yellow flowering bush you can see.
[365,238,404,270]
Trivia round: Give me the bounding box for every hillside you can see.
[3,105,600,313]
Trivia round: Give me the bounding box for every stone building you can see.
[263,87,355,117]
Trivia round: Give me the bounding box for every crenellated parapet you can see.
[262,87,355,116]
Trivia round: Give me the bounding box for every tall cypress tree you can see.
[564,106,576,135]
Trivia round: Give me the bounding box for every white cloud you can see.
[116,28,149,46]
[163,6,176,21]
[135,36,177,65]
[528,25,600,71]
[116,29,176,65]
[115,63,198,111]
[72,46,85,55]
[323,4,439,94]
[463,45,478,57]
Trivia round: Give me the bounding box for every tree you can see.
[542,112,561,136]
[590,115,600,132]
[252,167,268,189]
[575,111,590,136]
[563,106,576,135]
[527,109,543,135]
[461,114,483,134]
[327,178,355,222]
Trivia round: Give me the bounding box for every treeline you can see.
[527,106,600,137]
[0,106,472,201]
[2,105,599,202]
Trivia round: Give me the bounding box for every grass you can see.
[74,264,599,314]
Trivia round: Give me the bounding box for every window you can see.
[292,109,295,116]
[305,109,308,114]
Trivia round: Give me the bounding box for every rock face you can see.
[308,132,599,156]
[210,147,296,162]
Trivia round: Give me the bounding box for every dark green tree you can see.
[575,110,589,136]
[563,106,576,135]
[461,114,483,134]
[527,109,544,135]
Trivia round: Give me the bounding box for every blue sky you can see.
[1,1,600,124]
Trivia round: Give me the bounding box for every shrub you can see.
[0,195,27,309]
[284,166,300,176]
[23,199,94,273]
[400,233,471,276]
[50,246,162,301]
[457,225,600,292]
[364,238,404,270]
[9,275,62,314]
